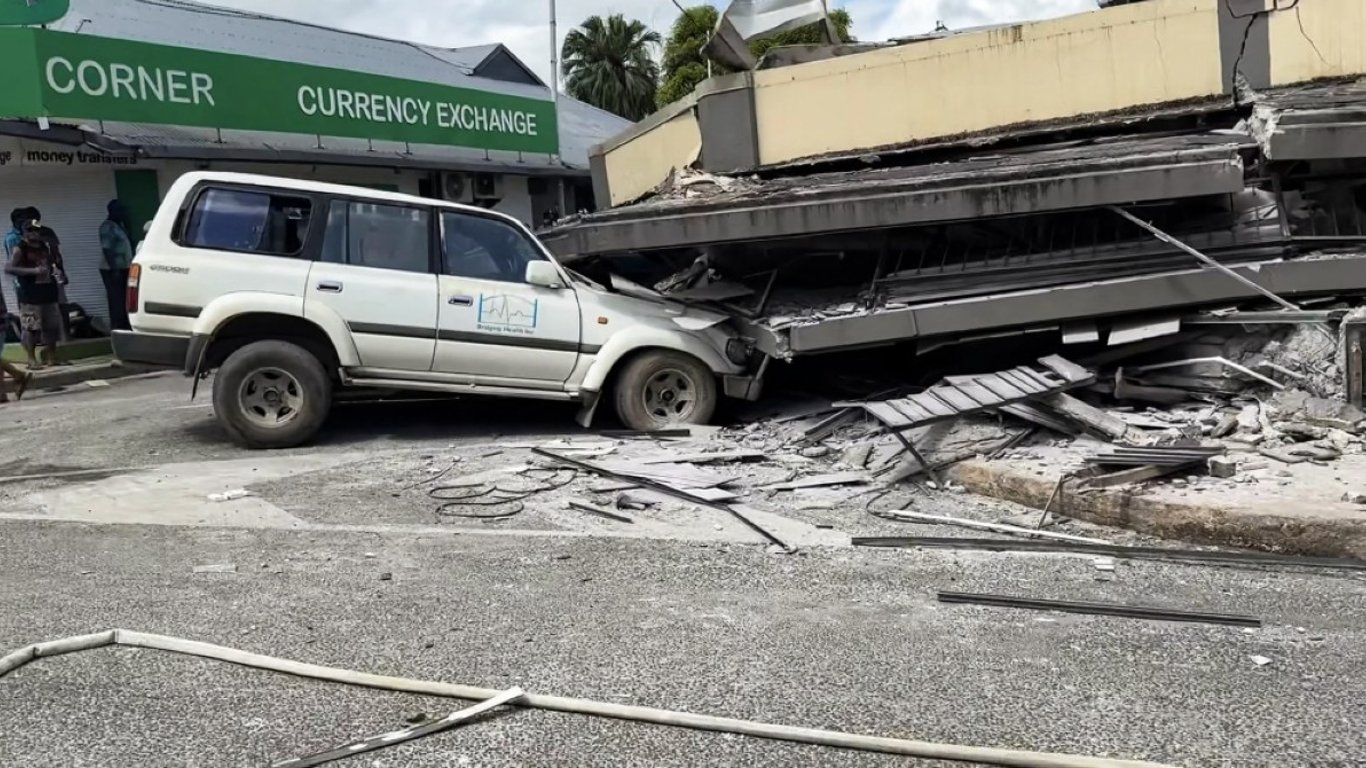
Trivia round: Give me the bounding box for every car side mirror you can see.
[525,260,564,289]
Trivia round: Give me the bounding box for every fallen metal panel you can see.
[842,358,1093,432]
[786,255,1366,354]
[936,591,1262,628]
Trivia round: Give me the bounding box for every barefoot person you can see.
[5,220,62,370]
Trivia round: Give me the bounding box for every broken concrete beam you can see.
[1207,455,1238,479]
[840,443,874,468]
[1258,447,1308,464]
[1211,413,1240,439]
[1040,393,1129,442]
[1237,404,1262,434]
[1278,422,1328,441]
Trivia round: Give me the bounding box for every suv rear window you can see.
[182,188,313,256]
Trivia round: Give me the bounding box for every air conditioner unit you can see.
[441,172,474,204]
[472,173,504,203]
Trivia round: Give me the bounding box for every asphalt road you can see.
[1,376,1364,768]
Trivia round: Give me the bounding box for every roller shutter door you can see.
[0,167,119,324]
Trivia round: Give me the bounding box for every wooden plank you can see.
[977,373,1031,400]
[999,403,1080,436]
[934,386,982,412]
[1038,355,1096,384]
[910,392,959,417]
[886,398,934,423]
[1080,462,1197,488]
[863,401,913,429]
[955,382,1001,405]
[1040,393,1130,441]
[999,369,1049,395]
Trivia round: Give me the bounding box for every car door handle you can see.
[448,295,474,306]
[316,281,343,293]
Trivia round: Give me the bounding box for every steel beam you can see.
[936,591,1262,627]
[786,255,1366,354]
[852,537,1366,570]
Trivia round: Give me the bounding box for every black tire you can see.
[212,340,332,449]
[613,350,718,431]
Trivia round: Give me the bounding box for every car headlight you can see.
[725,337,755,365]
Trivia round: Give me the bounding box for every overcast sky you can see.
[209,0,1096,85]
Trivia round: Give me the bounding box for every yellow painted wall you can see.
[601,108,703,206]
[752,0,1224,166]
[1268,0,1366,84]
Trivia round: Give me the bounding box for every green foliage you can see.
[561,14,662,122]
[658,5,856,107]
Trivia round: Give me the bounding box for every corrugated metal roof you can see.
[89,120,586,176]
[49,0,629,169]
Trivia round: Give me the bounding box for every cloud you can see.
[207,0,1098,83]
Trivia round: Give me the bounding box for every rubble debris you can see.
[1130,357,1285,390]
[1258,447,1308,465]
[600,429,692,439]
[877,510,1112,545]
[1086,446,1225,468]
[839,443,873,468]
[1340,492,1366,504]
[852,537,1366,570]
[799,446,831,459]
[1092,557,1117,572]
[637,450,766,465]
[1277,422,1327,441]
[1041,393,1130,441]
[1208,456,1238,478]
[1112,369,1189,405]
[937,590,1262,628]
[1250,655,1273,667]
[207,489,251,502]
[998,403,1079,436]
[764,472,870,491]
[271,687,526,768]
[533,448,796,553]
[567,499,635,524]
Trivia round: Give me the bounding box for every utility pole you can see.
[549,0,569,219]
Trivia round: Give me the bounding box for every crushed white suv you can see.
[114,172,761,449]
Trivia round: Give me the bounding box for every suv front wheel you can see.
[614,350,718,431]
[212,340,333,449]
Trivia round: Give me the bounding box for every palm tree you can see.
[562,14,661,122]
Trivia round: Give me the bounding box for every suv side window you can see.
[441,211,545,283]
[322,200,431,273]
[182,187,313,256]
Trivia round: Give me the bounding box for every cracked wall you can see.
[1268,0,1366,83]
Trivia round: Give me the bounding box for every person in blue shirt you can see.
[99,200,135,331]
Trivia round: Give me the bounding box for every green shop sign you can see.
[0,28,559,155]
[0,0,68,26]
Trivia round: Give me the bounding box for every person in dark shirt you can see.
[5,221,62,369]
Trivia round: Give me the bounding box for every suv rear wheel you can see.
[614,350,718,431]
[212,340,332,449]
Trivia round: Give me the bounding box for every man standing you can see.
[6,220,62,369]
[99,200,134,331]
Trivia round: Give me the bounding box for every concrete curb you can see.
[28,360,155,391]
[948,459,1366,560]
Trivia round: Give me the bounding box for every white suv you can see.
[114,172,759,449]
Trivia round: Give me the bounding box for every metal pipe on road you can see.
[1,629,1181,768]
